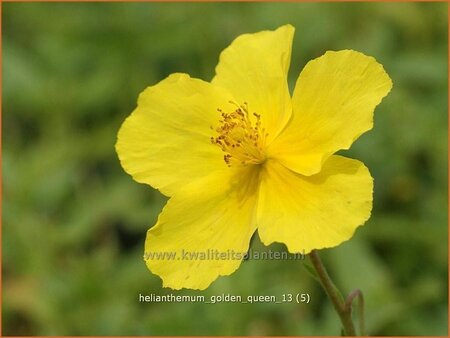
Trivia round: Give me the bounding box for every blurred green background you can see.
[2,2,448,336]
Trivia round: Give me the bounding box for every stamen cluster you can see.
[211,102,267,167]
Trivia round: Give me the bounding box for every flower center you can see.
[211,102,267,167]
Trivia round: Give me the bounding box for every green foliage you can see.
[2,2,447,335]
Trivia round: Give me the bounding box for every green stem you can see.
[309,250,358,336]
[345,289,365,336]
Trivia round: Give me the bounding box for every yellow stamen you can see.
[211,102,267,167]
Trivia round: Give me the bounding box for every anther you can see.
[211,102,267,167]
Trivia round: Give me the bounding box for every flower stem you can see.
[309,250,362,336]
[345,289,365,336]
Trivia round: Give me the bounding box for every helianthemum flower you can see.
[116,25,392,290]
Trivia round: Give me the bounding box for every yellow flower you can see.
[116,25,392,290]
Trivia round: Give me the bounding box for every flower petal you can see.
[212,25,294,143]
[257,155,373,254]
[116,73,236,196]
[145,167,259,290]
[268,50,392,175]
